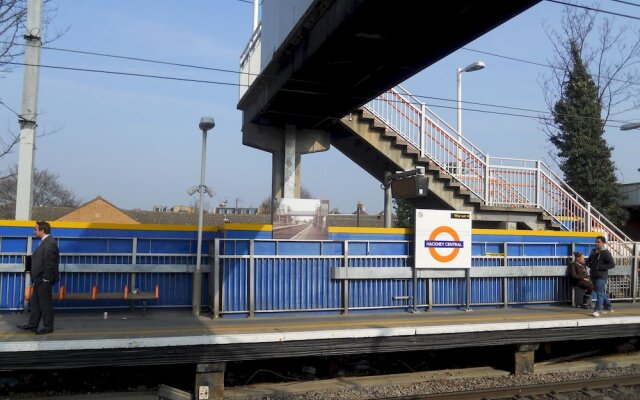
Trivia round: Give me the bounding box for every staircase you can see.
[331,109,556,230]
[329,86,633,254]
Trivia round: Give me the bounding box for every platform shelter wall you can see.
[1,221,636,315]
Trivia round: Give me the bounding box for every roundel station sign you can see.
[415,209,472,269]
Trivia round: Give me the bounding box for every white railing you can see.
[364,86,633,256]
[239,25,262,100]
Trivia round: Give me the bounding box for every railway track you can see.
[381,374,640,399]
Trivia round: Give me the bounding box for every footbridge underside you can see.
[238,0,540,129]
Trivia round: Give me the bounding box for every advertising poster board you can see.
[272,198,329,240]
[415,209,472,269]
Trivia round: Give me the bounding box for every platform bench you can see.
[25,284,160,311]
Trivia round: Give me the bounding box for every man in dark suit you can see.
[17,221,60,334]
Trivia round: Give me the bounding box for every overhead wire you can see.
[1,1,638,129]
[461,47,640,87]
[11,39,638,95]
[2,59,634,130]
[545,0,640,20]
[606,0,640,7]
[5,40,639,123]
[4,61,240,87]
[0,100,20,117]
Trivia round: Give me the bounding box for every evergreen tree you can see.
[393,198,415,228]
[551,41,627,227]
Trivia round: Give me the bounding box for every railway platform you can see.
[2,303,640,399]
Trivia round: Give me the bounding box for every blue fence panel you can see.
[432,278,466,306]
[136,272,192,307]
[1,253,24,265]
[254,257,342,311]
[1,237,28,252]
[508,277,570,303]
[222,258,248,313]
[471,277,503,304]
[222,240,251,256]
[0,272,25,310]
[349,279,413,308]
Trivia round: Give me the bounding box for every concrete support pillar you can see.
[272,151,284,200]
[514,343,538,375]
[242,122,329,206]
[284,125,297,198]
[384,172,392,228]
[271,149,301,202]
[195,362,226,400]
[500,221,517,230]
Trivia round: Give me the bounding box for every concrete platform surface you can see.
[2,304,640,349]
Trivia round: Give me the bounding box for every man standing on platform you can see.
[586,236,615,317]
[17,221,60,334]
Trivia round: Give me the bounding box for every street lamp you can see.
[190,117,215,316]
[456,61,485,174]
[620,122,640,131]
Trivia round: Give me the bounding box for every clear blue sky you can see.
[1,1,638,214]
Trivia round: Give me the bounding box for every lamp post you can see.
[620,122,640,131]
[190,117,215,316]
[456,61,485,175]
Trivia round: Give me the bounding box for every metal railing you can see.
[209,239,640,317]
[0,235,210,311]
[3,235,638,314]
[364,86,634,256]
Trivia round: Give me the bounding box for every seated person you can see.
[570,251,593,308]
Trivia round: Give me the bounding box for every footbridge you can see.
[236,0,633,254]
[238,0,539,199]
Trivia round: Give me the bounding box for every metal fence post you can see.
[485,155,491,204]
[465,268,472,311]
[420,104,426,157]
[427,278,433,311]
[535,160,541,207]
[23,236,33,310]
[412,264,418,313]
[343,241,349,315]
[570,242,576,304]
[131,238,137,294]
[212,238,220,318]
[249,239,255,318]
[503,243,509,308]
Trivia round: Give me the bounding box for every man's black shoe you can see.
[16,324,37,331]
[35,328,53,335]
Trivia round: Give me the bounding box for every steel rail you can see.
[379,373,640,399]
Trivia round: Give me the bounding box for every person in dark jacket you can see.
[17,221,60,334]
[569,251,593,308]
[585,236,615,317]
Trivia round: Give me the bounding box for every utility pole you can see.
[15,0,43,220]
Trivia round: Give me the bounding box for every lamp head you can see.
[199,117,215,132]
[620,122,640,131]
[463,61,485,73]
